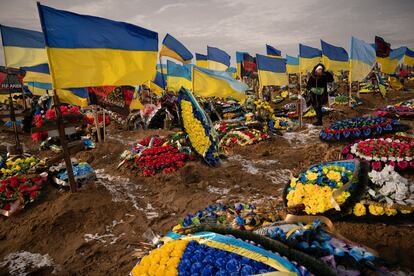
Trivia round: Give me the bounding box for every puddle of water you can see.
[0,251,59,276]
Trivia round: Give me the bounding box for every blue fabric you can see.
[299,44,322,58]
[162,33,193,61]
[321,40,348,62]
[286,55,299,65]
[207,46,230,67]
[0,24,45,48]
[195,53,207,61]
[266,44,281,56]
[21,63,50,74]
[350,36,376,65]
[256,54,287,73]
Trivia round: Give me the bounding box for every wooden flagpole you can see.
[53,91,77,192]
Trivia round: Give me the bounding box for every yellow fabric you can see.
[286,64,299,74]
[3,46,48,68]
[55,89,88,107]
[322,56,348,73]
[167,76,192,92]
[403,55,414,66]
[129,90,144,110]
[47,48,157,89]
[208,60,228,71]
[299,56,321,73]
[23,71,52,83]
[377,57,398,74]
[196,60,208,68]
[0,93,19,103]
[350,59,373,82]
[25,84,48,96]
[193,68,246,102]
[258,70,288,88]
[148,81,164,95]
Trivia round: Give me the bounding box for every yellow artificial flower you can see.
[15,165,21,171]
[290,178,298,188]
[368,205,385,216]
[306,172,318,181]
[384,207,397,216]
[353,203,366,216]
[181,101,211,155]
[326,170,341,182]
[400,209,412,214]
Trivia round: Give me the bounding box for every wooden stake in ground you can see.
[102,108,106,142]
[92,105,102,143]
[53,91,77,192]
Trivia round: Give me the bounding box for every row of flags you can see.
[1,2,414,108]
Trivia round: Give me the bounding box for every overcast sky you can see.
[0,0,413,66]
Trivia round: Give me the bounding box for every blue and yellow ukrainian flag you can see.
[321,40,348,73]
[195,53,208,68]
[192,66,248,102]
[55,88,89,107]
[299,44,322,73]
[377,47,402,74]
[37,3,158,89]
[148,71,166,95]
[25,81,51,96]
[349,36,376,82]
[21,63,52,84]
[286,55,300,74]
[256,54,288,89]
[159,34,193,64]
[0,25,48,68]
[207,46,230,71]
[403,47,414,66]
[266,44,282,58]
[166,60,192,92]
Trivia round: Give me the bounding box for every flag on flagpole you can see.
[207,46,230,71]
[299,44,322,73]
[320,40,348,73]
[0,25,48,68]
[192,66,247,101]
[160,33,193,64]
[37,3,158,89]
[256,54,288,88]
[266,44,282,57]
[195,53,208,68]
[349,36,376,82]
[166,60,192,92]
[286,55,299,74]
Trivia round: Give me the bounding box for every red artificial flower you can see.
[371,161,382,171]
[346,154,354,160]
[398,161,409,170]
[6,191,14,199]
[2,203,11,211]
[45,109,56,120]
[29,191,38,199]
[0,184,6,192]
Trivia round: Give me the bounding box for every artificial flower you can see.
[353,203,366,216]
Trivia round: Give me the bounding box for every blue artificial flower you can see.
[376,126,382,134]
[384,124,392,131]
[235,216,245,226]
[190,262,203,274]
[353,129,361,137]
[343,131,351,138]
[226,259,241,273]
[363,128,371,136]
[201,264,215,276]
[335,132,341,140]
[349,247,365,262]
[240,265,254,276]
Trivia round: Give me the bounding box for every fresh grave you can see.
[119,136,195,177]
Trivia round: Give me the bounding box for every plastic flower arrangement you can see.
[120,136,195,177]
[131,232,304,276]
[351,165,414,216]
[286,161,356,215]
[0,156,39,179]
[31,105,84,141]
[254,99,292,131]
[219,129,269,149]
[320,116,398,142]
[0,173,47,215]
[343,138,414,171]
[178,88,220,166]
[173,203,277,232]
[260,219,377,274]
[376,99,414,118]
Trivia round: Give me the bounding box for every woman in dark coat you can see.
[306,63,334,125]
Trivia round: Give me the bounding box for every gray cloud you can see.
[0,0,413,66]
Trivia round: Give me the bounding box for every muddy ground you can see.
[0,90,414,275]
